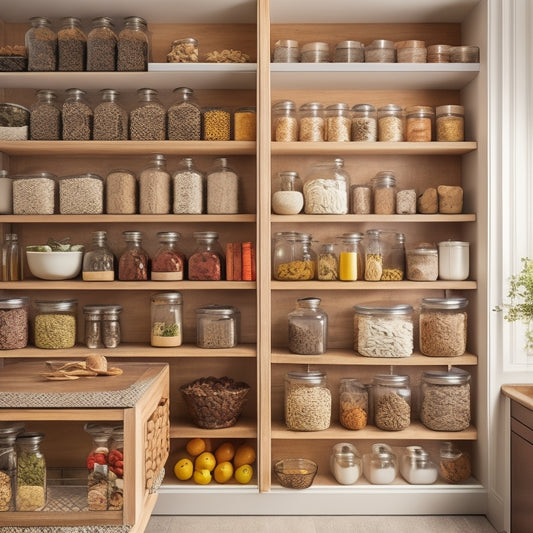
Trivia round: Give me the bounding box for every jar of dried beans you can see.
[87,17,117,71]
[117,16,149,71]
[139,154,171,214]
[93,89,128,141]
[188,231,224,281]
[130,88,166,141]
[272,100,298,142]
[151,292,183,347]
[62,88,93,141]
[207,157,238,214]
[196,305,240,349]
[339,378,368,430]
[378,104,404,142]
[406,105,434,142]
[405,243,438,281]
[288,297,328,355]
[299,102,325,141]
[82,230,114,281]
[33,299,77,349]
[26,17,57,71]
[284,370,331,431]
[436,104,464,141]
[420,368,471,431]
[16,433,46,511]
[30,89,61,140]
[58,17,86,71]
[151,231,186,281]
[419,297,468,357]
[380,230,405,280]
[167,87,201,141]
[303,159,349,214]
[338,232,364,281]
[372,374,411,431]
[351,104,377,142]
[371,171,397,214]
[201,106,232,141]
[106,169,137,214]
[0,297,29,350]
[326,103,351,142]
[118,231,150,281]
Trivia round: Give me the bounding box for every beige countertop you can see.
[502,384,533,410]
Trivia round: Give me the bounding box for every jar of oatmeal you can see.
[326,103,351,142]
[106,169,137,214]
[378,104,404,141]
[372,374,411,431]
[351,104,377,142]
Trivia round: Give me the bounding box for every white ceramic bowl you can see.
[26,251,83,280]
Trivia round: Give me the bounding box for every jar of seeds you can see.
[272,100,298,142]
[117,16,149,71]
[299,102,325,142]
[207,157,238,214]
[334,40,364,62]
[420,368,471,431]
[118,231,150,281]
[57,17,86,71]
[151,292,183,347]
[59,173,103,214]
[405,243,438,281]
[0,297,29,350]
[106,169,137,214]
[16,433,46,511]
[151,231,186,281]
[288,297,328,355]
[285,370,331,431]
[371,171,397,214]
[93,89,128,140]
[139,154,171,214]
[317,243,339,280]
[326,103,351,142]
[188,231,224,281]
[273,39,299,62]
[339,378,368,430]
[196,305,240,348]
[167,87,201,140]
[82,230,115,281]
[26,17,57,71]
[373,374,411,431]
[87,17,117,71]
[33,299,77,349]
[30,89,61,140]
[62,88,93,140]
[351,104,377,142]
[364,39,395,63]
[130,88,166,140]
[436,104,464,142]
[173,157,204,214]
[12,173,56,215]
[202,106,232,140]
[378,104,404,141]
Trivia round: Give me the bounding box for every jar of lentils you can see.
[129,88,166,141]
[0,297,29,350]
[299,102,325,142]
[288,297,328,355]
[167,87,201,140]
[87,17,117,71]
[339,378,368,430]
[351,104,377,142]
[378,104,404,141]
[436,104,465,141]
[284,370,331,431]
[59,173,104,214]
[117,16,149,71]
[30,89,61,140]
[26,17,57,71]
[34,299,77,349]
[202,106,232,141]
[62,88,93,141]
[234,106,256,141]
[326,103,351,142]
[272,100,298,142]
[372,374,411,431]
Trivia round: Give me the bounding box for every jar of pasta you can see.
[273,232,316,281]
[317,243,339,281]
[363,229,384,281]
[303,159,349,214]
[288,297,328,355]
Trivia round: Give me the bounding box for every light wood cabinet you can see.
[0,0,489,520]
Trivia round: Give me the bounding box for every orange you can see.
[173,458,193,481]
[233,443,256,468]
[193,468,212,485]
[186,438,206,457]
[215,442,235,464]
[214,461,234,483]
[194,451,216,472]
[234,464,253,484]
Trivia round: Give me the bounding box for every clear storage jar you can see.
[151,231,186,281]
[362,443,398,484]
[371,171,397,214]
[84,423,113,511]
[33,299,77,349]
[436,104,464,141]
[400,446,438,484]
[12,173,56,214]
[139,154,171,214]
[167,37,198,62]
[288,297,328,355]
[129,88,166,141]
[419,297,468,357]
[439,441,471,483]
[303,159,349,214]
[207,157,238,214]
[378,104,404,141]
[117,16,149,71]
[273,232,316,281]
[317,243,339,280]
[0,297,29,349]
[2,233,23,282]
[118,231,150,281]
[326,103,351,142]
[299,102,325,142]
[420,368,471,431]
[59,173,103,214]
[338,232,364,281]
[62,88,93,141]
[363,229,384,281]
[82,231,114,281]
[284,370,331,431]
[334,41,364,62]
[372,374,411,431]
[449,45,479,63]
[83,305,104,349]
[0,422,24,511]
[188,231,224,281]
[196,305,240,348]
[405,105,434,142]
[272,171,304,215]
[405,243,438,281]
[102,305,122,349]
[202,106,232,141]
[438,240,470,280]
[364,39,395,63]
[93,89,128,141]
[350,184,372,214]
[234,106,256,141]
[87,17,117,71]
[272,100,298,142]
[0,171,12,214]
[339,378,368,430]
[395,40,427,63]
[173,157,204,214]
[151,292,183,347]
[26,17,56,71]
[273,39,299,63]
[330,442,362,485]
[353,304,414,358]
[106,169,137,214]
[380,230,405,280]
[30,89,61,140]
[58,16,86,71]
[351,104,377,142]
[167,87,201,141]
[16,433,46,511]
[300,42,329,62]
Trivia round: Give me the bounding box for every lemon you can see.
[186,437,207,457]
[234,443,256,468]
[234,464,253,484]
[173,458,193,481]
[193,468,212,485]
[215,442,235,464]
[214,461,234,483]
[195,451,216,472]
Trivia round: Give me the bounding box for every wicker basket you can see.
[180,376,250,429]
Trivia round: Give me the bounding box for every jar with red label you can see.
[188,231,225,281]
[151,231,186,281]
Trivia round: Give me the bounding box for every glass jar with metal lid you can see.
[427,44,451,63]
[33,299,77,349]
[378,104,404,141]
[317,243,339,281]
[436,104,464,141]
[303,159,349,214]
[339,378,368,430]
[16,432,46,511]
[288,297,328,355]
[372,374,411,431]
[167,37,198,62]
[117,16,149,71]
[139,153,171,214]
[334,40,364,63]
[405,105,434,142]
[196,305,240,349]
[420,368,471,431]
[30,89,61,140]
[273,39,299,62]
[439,441,471,483]
[438,240,470,280]
[151,293,183,347]
[364,39,395,63]
[151,231,186,281]
[419,297,468,357]
[94,89,128,141]
[0,422,24,511]
[62,88,93,141]
[188,231,224,281]
[273,232,316,281]
[300,41,329,62]
[87,16,117,71]
[173,157,204,214]
[59,173,104,214]
[130,88,166,141]
[12,172,56,214]
[351,104,377,142]
[167,87,201,140]
[83,304,104,349]
[0,297,29,350]
[330,442,362,485]
[272,100,298,142]
[26,17,57,71]
[400,446,438,484]
[380,231,405,280]
[405,242,438,281]
[284,370,331,431]
[338,232,364,281]
[272,171,304,215]
[58,16,86,71]
[118,231,150,281]
[299,102,325,142]
[353,304,413,358]
[371,170,397,214]
[102,305,122,349]
[326,103,351,142]
[362,443,398,484]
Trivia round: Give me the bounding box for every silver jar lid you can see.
[422,368,470,385]
[373,374,410,386]
[35,299,77,312]
[354,304,413,316]
[421,297,469,310]
[286,370,326,384]
[0,296,29,309]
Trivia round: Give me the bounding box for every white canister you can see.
[438,240,470,280]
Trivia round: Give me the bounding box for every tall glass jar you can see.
[0,423,24,512]
[151,231,186,281]
[129,88,166,141]
[30,89,61,140]
[326,103,351,142]
[372,374,411,431]
[288,297,328,355]
[139,154,171,214]
[151,292,183,347]
[173,157,204,214]
[1,233,23,281]
[117,16,149,71]
[188,231,224,281]
[16,433,46,511]
[106,169,137,214]
[378,104,404,141]
[58,16,86,71]
[351,103,377,142]
[87,17,117,71]
[0,170,12,214]
[84,423,113,511]
[167,87,201,140]
[83,305,103,349]
[284,370,331,431]
[406,105,434,142]
[26,17,57,71]
[362,443,398,484]
[381,231,405,280]
[363,229,384,281]
[317,243,339,281]
[371,170,397,214]
[273,232,316,281]
[436,104,465,141]
[33,299,77,349]
[93,89,128,141]
[196,305,240,348]
[0,297,28,349]
[271,171,304,215]
[118,231,150,281]
[338,232,364,281]
[207,157,238,214]
[330,442,362,485]
[299,102,325,142]
[272,100,298,142]
[62,88,93,141]
[339,378,368,430]
[303,160,349,214]
[83,231,114,281]
[102,305,122,349]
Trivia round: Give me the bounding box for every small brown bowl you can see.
[273,458,318,489]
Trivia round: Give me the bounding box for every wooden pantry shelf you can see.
[0,214,256,223]
[170,417,257,439]
[271,214,476,223]
[1,280,256,290]
[270,280,477,290]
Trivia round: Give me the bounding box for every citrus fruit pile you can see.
[173,438,255,485]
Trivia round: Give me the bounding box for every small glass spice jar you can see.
[436,104,464,141]
[16,433,46,511]
[87,16,117,71]
[196,305,240,349]
[62,88,93,141]
[30,89,61,140]
[405,243,438,281]
[317,243,339,281]
[0,297,29,349]
[284,370,331,431]
[326,103,351,142]
[207,157,239,214]
[272,170,304,215]
[362,443,398,484]
[439,441,471,483]
[173,157,204,214]
[300,41,329,62]
[58,16,87,71]
[188,231,224,281]
[339,378,368,430]
[117,16,149,71]
[272,100,298,142]
[151,231,186,281]
[118,231,150,281]
[378,104,404,141]
[83,304,104,349]
[405,105,434,142]
[364,39,395,63]
[420,368,471,431]
[273,39,299,63]
[299,102,325,142]
[2,233,23,282]
[351,104,377,142]
[400,446,438,484]
[419,297,468,357]
[334,40,364,63]
[12,173,56,215]
[139,154,171,214]
[395,40,427,63]
[330,442,362,485]
[234,106,256,141]
[372,374,411,431]
[151,292,183,347]
[338,232,364,281]
[438,240,470,280]
[202,106,232,141]
[167,87,201,141]
[33,299,77,349]
[0,422,24,512]
[93,89,128,141]
[350,184,372,214]
[371,171,397,214]
[288,297,328,355]
[129,88,166,141]
[26,17,57,71]
[106,169,137,214]
[102,305,122,349]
